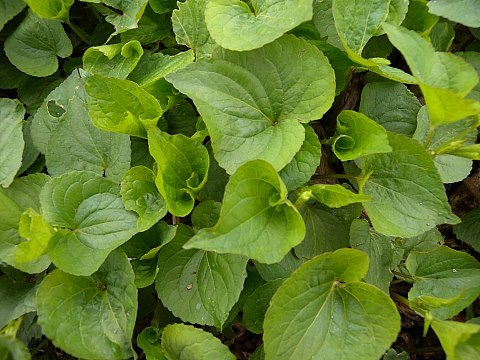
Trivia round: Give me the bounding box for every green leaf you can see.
[406,246,480,319]
[349,219,400,293]
[306,184,371,208]
[427,0,480,28]
[166,35,335,174]
[431,319,480,359]
[0,276,37,329]
[243,279,283,334]
[85,74,163,138]
[24,0,74,21]
[161,323,235,360]
[4,10,72,77]
[148,127,209,217]
[156,225,247,328]
[83,41,143,79]
[149,0,176,14]
[332,0,390,54]
[39,171,138,276]
[434,154,473,184]
[280,124,321,191]
[204,0,312,51]
[0,335,31,360]
[402,228,443,255]
[137,327,167,360]
[0,98,25,187]
[263,248,400,360]
[196,144,229,202]
[313,0,341,49]
[36,250,137,360]
[0,0,26,32]
[184,160,305,264]
[121,166,167,232]
[171,0,217,56]
[359,82,421,136]
[430,22,455,51]
[120,6,171,44]
[44,72,131,182]
[0,173,50,273]
[254,252,303,282]
[332,110,392,161]
[360,132,459,237]
[191,200,221,231]
[128,50,194,88]
[402,0,439,35]
[294,204,352,259]
[86,0,149,35]
[454,209,480,253]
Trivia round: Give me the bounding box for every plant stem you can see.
[390,291,410,307]
[66,20,90,45]
[312,173,360,181]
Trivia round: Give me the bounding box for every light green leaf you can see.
[129,50,194,88]
[306,184,371,208]
[166,35,335,174]
[85,75,163,138]
[454,208,480,253]
[243,279,283,334]
[0,0,26,31]
[205,0,312,51]
[40,171,138,276]
[45,72,131,182]
[427,0,480,28]
[161,323,235,360]
[4,10,72,77]
[36,250,137,360]
[263,248,400,360]
[148,127,209,217]
[332,110,392,161]
[156,225,247,328]
[171,0,217,56]
[0,276,37,329]
[360,132,459,237]
[254,252,302,282]
[0,173,50,273]
[384,0,409,28]
[0,334,31,360]
[137,327,167,360]
[83,41,143,79]
[332,0,390,54]
[294,204,352,259]
[184,160,305,264]
[432,319,480,360]
[359,82,421,136]
[349,219,399,293]
[406,246,480,319]
[86,0,149,35]
[25,0,74,21]
[280,124,321,191]
[0,98,25,187]
[121,166,167,232]
[434,154,473,183]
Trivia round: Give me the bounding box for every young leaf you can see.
[454,208,480,253]
[39,171,138,276]
[406,246,480,319]
[332,0,390,54]
[120,166,167,232]
[156,225,247,329]
[171,0,217,56]
[204,0,313,51]
[306,184,371,208]
[184,160,305,264]
[161,324,235,360]
[36,250,138,360]
[83,40,143,79]
[4,10,72,77]
[0,174,50,273]
[0,98,25,187]
[263,248,401,360]
[148,128,209,217]
[427,0,480,28]
[166,35,335,174]
[85,75,163,138]
[360,132,459,237]
[359,82,421,136]
[431,319,480,359]
[24,0,74,21]
[279,124,321,191]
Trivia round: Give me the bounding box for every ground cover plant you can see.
[1,0,480,359]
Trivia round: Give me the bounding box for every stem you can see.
[390,291,410,307]
[392,269,414,281]
[423,127,435,150]
[66,20,90,45]
[312,173,360,181]
[172,216,181,225]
